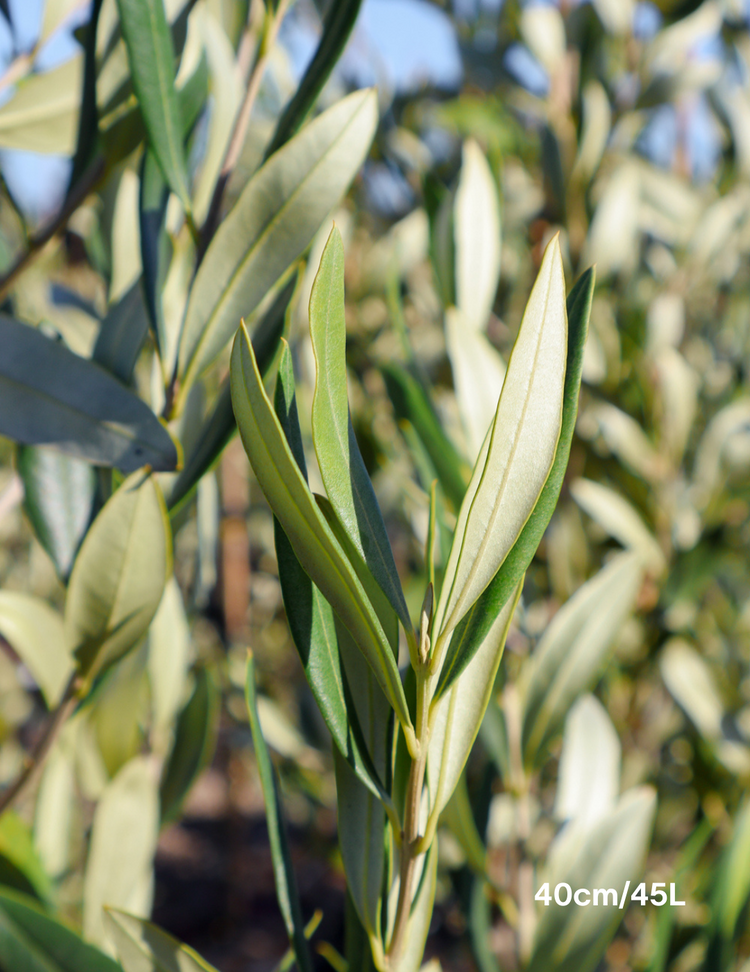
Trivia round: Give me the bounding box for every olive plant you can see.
[226,222,594,970]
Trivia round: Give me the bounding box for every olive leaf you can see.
[178,89,378,397]
[310,226,412,637]
[65,471,172,686]
[230,323,413,739]
[434,266,594,699]
[434,235,568,645]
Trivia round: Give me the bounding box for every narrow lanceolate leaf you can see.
[310,227,412,635]
[0,317,178,473]
[434,236,568,644]
[168,274,295,514]
[0,591,71,707]
[83,757,160,947]
[527,788,656,972]
[454,139,501,333]
[159,668,220,824]
[105,909,219,972]
[434,267,594,699]
[92,283,150,386]
[178,89,378,398]
[264,0,365,157]
[705,799,750,971]
[520,551,643,763]
[273,345,386,797]
[334,748,385,948]
[65,471,172,686]
[230,325,412,736]
[0,887,122,972]
[115,0,191,213]
[16,445,96,580]
[246,654,315,972]
[427,583,520,822]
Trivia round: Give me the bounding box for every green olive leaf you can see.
[434,236,568,644]
[115,0,191,214]
[310,227,412,637]
[230,323,413,740]
[434,267,595,700]
[65,471,172,687]
[177,89,378,398]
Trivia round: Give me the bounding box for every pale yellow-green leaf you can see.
[0,57,82,154]
[582,163,640,278]
[147,577,191,749]
[0,590,71,707]
[572,81,611,181]
[65,471,172,686]
[230,324,413,739]
[453,140,501,333]
[90,644,150,779]
[586,400,664,482]
[645,292,685,353]
[435,235,567,641]
[528,788,656,972]
[554,695,621,826]
[41,0,88,45]
[34,725,76,878]
[591,0,634,33]
[654,347,699,464]
[445,307,505,462]
[692,398,750,507]
[660,639,750,775]
[427,583,520,820]
[178,89,378,396]
[104,908,220,972]
[570,478,665,575]
[520,4,566,73]
[520,551,643,760]
[83,756,160,948]
[110,168,143,305]
[660,638,724,742]
[191,9,242,224]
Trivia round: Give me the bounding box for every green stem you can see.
[386,602,432,968]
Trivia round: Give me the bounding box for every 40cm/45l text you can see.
[535,882,685,908]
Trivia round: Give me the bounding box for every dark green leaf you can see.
[435,267,595,699]
[264,0,365,157]
[140,54,209,357]
[159,667,220,825]
[115,0,191,212]
[167,275,295,513]
[92,282,150,385]
[231,324,412,735]
[245,653,315,972]
[0,316,178,473]
[310,227,412,637]
[0,887,122,972]
[16,445,95,580]
[380,362,468,511]
[68,0,104,191]
[273,343,388,798]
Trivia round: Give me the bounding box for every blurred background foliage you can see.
[1,0,750,970]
